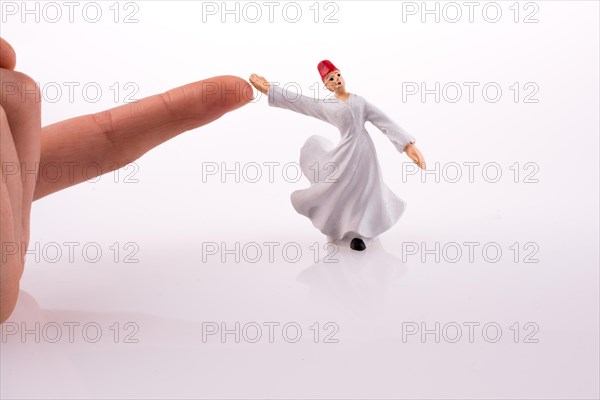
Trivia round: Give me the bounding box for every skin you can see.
[249,71,426,168]
[0,37,254,323]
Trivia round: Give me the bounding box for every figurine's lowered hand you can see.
[404,143,426,170]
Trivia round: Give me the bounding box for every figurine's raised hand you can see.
[0,36,254,323]
[249,73,271,95]
[405,143,426,170]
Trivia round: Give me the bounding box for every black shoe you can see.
[350,238,366,251]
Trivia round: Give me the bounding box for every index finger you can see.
[36,75,255,199]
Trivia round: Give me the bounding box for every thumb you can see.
[0,37,17,70]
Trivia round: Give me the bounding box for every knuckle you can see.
[7,71,41,100]
[0,104,7,123]
[13,71,35,86]
[0,104,10,135]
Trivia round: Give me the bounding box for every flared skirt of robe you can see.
[291,132,407,240]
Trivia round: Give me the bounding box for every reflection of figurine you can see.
[250,60,425,251]
[297,239,406,316]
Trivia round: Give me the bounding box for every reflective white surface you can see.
[1,1,599,398]
[3,222,599,399]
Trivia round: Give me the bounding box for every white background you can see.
[1,1,599,398]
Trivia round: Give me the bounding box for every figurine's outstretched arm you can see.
[267,84,339,125]
[250,73,337,126]
[365,100,425,169]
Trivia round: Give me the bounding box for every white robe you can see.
[267,84,416,241]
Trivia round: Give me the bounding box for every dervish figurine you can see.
[249,60,425,251]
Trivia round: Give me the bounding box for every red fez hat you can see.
[318,60,339,82]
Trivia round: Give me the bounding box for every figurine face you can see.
[323,70,345,92]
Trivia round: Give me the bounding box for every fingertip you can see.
[0,37,17,70]
[154,75,256,130]
[213,75,255,107]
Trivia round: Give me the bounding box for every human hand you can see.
[249,73,271,95]
[404,143,426,170]
[0,37,254,323]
